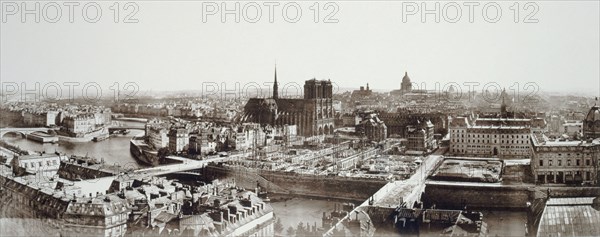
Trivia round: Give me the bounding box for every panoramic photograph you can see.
[0,1,599,236]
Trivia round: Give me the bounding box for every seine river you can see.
[1,121,146,168]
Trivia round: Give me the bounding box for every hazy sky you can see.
[1,1,599,98]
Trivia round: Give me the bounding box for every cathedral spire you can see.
[273,64,279,99]
[501,88,507,117]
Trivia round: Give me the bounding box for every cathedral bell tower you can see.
[273,65,279,99]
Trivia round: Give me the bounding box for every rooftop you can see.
[537,197,600,237]
[18,153,67,160]
[536,138,600,147]
[430,157,503,183]
[476,118,531,121]
[470,125,530,129]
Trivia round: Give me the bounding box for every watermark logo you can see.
[1,1,140,23]
[1,81,540,104]
[402,1,539,23]
[399,81,540,104]
[201,1,339,23]
[201,81,341,100]
[1,82,140,103]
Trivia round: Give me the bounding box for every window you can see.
[586,159,591,166]
[567,160,571,166]
[558,160,562,166]
[576,160,580,166]
[539,160,543,166]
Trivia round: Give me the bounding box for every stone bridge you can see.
[107,125,145,132]
[134,156,231,177]
[0,127,51,137]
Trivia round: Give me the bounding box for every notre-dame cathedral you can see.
[239,67,335,137]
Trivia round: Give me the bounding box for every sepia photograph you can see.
[0,1,599,236]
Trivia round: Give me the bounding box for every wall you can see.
[202,164,388,201]
[423,183,534,210]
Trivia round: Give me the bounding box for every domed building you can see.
[583,103,600,139]
[400,71,412,94]
[389,71,417,96]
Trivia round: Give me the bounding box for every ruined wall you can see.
[202,164,387,201]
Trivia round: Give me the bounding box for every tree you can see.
[157,147,171,164]
[157,147,171,158]
[286,226,295,236]
[274,218,284,234]
[296,222,306,237]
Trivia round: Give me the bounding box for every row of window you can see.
[451,139,529,144]
[538,158,592,167]
[450,129,528,134]
[21,159,58,169]
[550,153,590,157]
[450,148,530,154]
[463,145,529,149]
[537,171,594,183]
[451,133,529,139]
[64,225,123,234]
[106,213,129,225]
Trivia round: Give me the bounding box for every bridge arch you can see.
[0,131,26,138]
[0,128,50,138]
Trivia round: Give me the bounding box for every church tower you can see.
[583,98,600,139]
[273,65,279,99]
[500,88,507,117]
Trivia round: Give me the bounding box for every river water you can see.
[1,121,146,168]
